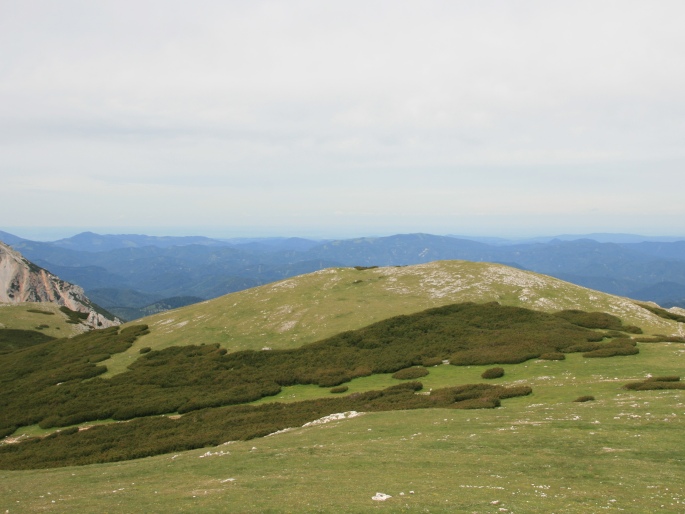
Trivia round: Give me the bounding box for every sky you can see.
[1,0,685,240]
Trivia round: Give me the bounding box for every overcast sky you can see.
[1,0,684,240]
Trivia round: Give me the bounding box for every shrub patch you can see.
[481,367,504,379]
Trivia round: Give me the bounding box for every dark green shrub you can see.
[330,386,348,394]
[0,302,635,460]
[563,342,601,353]
[624,377,685,391]
[0,425,17,439]
[59,306,89,324]
[574,395,595,402]
[450,383,495,402]
[421,357,444,367]
[139,347,152,354]
[453,397,501,409]
[316,372,351,388]
[481,367,504,379]
[451,348,539,366]
[635,336,685,343]
[392,366,429,380]
[583,346,639,358]
[554,310,624,330]
[38,416,60,430]
[636,303,685,323]
[0,380,530,470]
[385,381,423,393]
[539,352,565,360]
[495,385,532,399]
[87,353,110,363]
[646,376,680,382]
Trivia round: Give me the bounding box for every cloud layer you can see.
[2,0,684,237]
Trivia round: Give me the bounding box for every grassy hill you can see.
[1,261,685,512]
[102,261,684,376]
[0,302,92,339]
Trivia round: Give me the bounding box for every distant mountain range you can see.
[1,230,684,320]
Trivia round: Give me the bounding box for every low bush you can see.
[562,342,600,353]
[421,357,444,367]
[637,303,685,323]
[574,395,595,402]
[624,378,685,391]
[496,385,532,399]
[646,375,680,382]
[330,386,348,394]
[583,346,639,358]
[539,352,565,361]
[385,381,423,392]
[453,397,501,409]
[59,306,89,324]
[0,302,638,453]
[0,425,17,439]
[392,366,429,380]
[139,347,152,354]
[87,353,111,363]
[0,380,530,469]
[554,310,624,330]
[451,348,539,366]
[635,336,685,343]
[481,367,504,379]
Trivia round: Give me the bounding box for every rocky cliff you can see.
[0,241,120,329]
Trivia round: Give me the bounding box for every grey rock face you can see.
[0,242,120,329]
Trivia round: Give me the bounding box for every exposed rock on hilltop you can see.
[0,242,120,329]
[113,261,684,367]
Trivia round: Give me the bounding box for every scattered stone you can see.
[372,492,392,501]
[302,411,364,427]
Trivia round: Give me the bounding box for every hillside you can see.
[0,242,120,330]
[101,260,685,376]
[2,261,685,511]
[0,303,99,341]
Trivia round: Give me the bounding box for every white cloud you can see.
[1,0,684,236]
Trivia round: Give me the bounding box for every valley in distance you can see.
[1,229,685,512]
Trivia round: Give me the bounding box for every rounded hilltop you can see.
[102,261,684,376]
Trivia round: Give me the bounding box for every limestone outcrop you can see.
[0,241,120,329]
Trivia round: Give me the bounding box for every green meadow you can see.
[2,262,685,512]
[2,341,684,513]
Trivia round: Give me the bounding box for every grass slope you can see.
[0,303,89,338]
[103,261,684,376]
[1,343,684,513]
[3,302,618,463]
